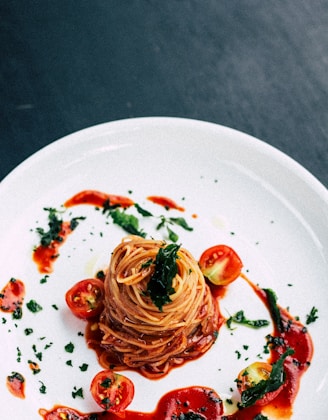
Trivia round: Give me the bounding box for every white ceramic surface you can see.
[0,117,327,418]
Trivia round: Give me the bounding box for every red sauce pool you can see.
[39,386,223,419]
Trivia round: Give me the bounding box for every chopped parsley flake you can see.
[100,378,112,388]
[96,270,105,280]
[39,381,47,394]
[64,342,75,353]
[44,342,53,350]
[35,208,63,246]
[40,275,49,284]
[72,386,84,399]
[79,363,88,372]
[12,306,23,320]
[306,306,319,325]
[24,328,33,335]
[26,299,43,313]
[16,347,22,362]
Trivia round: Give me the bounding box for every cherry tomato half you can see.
[90,370,134,413]
[65,278,104,319]
[199,245,243,286]
[237,361,284,406]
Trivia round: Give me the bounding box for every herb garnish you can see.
[156,215,193,243]
[12,305,23,320]
[306,306,318,325]
[35,208,85,247]
[64,342,75,353]
[134,203,153,217]
[72,386,84,399]
[79,363,88,372]
[227,310,270,330]
[147,243,180,311]
[35,208,63,246]
[110,208,146,237]
[263,288,284,332]
[100,377,112,388]
[239,348,294,407]
[26,299,43,313]
[101,199,193,242]
[39,380,47,394]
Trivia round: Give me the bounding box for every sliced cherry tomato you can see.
[237,361,284,406]
[65,278,104,319]
[90,370,134,413]
[199,245,243,286]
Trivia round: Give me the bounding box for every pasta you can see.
[98,236,220,378]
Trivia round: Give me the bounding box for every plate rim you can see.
[1,117,327,203]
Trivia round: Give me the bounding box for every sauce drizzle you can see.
[147,195,185,211]
[6,372,25,399]
[33,221,73,273]
[64,190,134,209]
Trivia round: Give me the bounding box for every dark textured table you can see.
[1,0,327,187]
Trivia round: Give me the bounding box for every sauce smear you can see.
[0,278,25,318]
[6,372,25,399]
[40,386,223,419]
[33,221,73,273]
[147,195,185,211]
[64,190,134,209]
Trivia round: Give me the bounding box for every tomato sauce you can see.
[147,195,185,211]
[39,386,223,419]
[64,190,134,209]
[0,278,25,317]
[33,221,73,273]
[6,372,25,399]
[39,275,313,419]
[225,275,314,419]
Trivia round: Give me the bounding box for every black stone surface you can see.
[1,0,327,186]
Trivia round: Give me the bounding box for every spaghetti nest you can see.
[99,236,220,378]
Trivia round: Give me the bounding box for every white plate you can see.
[0,117,327,419]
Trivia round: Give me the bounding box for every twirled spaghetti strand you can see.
[99,236,220,378]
